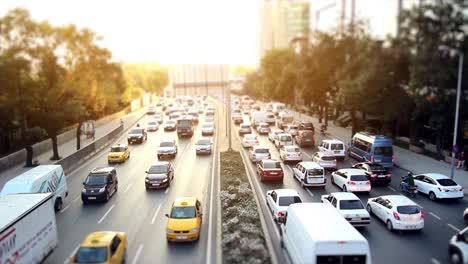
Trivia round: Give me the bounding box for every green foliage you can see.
[123,63,169,95]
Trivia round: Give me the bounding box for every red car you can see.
[257,159,284,182]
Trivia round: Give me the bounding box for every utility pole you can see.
[451,52,464,179]
[183,65,187,96]
[227,83,232,151]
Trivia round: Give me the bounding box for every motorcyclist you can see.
[136,123,140,127]
[402,172,415,192]
[320,123,327,135]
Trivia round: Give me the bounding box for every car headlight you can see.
[99,187,105,192]
[190,228,199,233]
[166,228,175,233]
[145,178,150,182]
[162,178,168,182]
[81,189,86,193]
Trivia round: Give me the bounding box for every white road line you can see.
[132,244,144,264]
[306,188,314,197]
[429,212,441,220]
[448,223,461,232]
[387,186,396,192]
[431,258,441,264]
[123,184,133,193]
[64,245,80,264]
[97,204,115,224]
[60,205,70,214]
[72,196,80,203]
[151,204,162,225]
[165,188,169,194]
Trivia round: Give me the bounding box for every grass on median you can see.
[220,150,271,264]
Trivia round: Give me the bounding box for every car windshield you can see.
[302,123,313,128]
[340,200,365,210]
[85,175,107,186]
[397,206,420,214]
[197,139,210,145]
[301,131,313,137]
[437,179,457,186]
[289,126,298,130]
[110,147,125,152]
[368,164,386,172]
[330,144,344,150]
[170,206,196,219]
[203,123,213,128]
[246,136,256,140]
[286,148,300,153]
[148,122,157,125]
[307,169,324,176]
[75,246,107,263]
[264,161,281,169]
[241,125,250,129]
[255,148,269,153]
[280,136,291,141]
[321,156,335,161]
[130,128,143,134]
[374,146,393,156]
[350,175,369,181]
[278,196,302,206]
[148,165,168,174]
[160,142,174,147]
[167,121,175,124]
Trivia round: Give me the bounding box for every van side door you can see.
[292,164,303,180]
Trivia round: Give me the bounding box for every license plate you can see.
[378,175,386,178]
[270,172,277,175]
[375,159,382,162]
[176,236,187,240]
[152,183,160,186]
[88,197,96,200]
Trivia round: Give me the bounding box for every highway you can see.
[234,109,468,264]
[45,106,220,264]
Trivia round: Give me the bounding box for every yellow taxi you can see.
[165,197,203,242]
[107,144,130,164]
[70,231,127,264]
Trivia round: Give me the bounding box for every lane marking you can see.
[97,204,115,224]
[431,258,441,264]
[72,196,80,203]
[429,212,441,220]
[123,184,133,193]
[151,204,162,225]
[448,223,461,232]
[387,186,396,192]
[132,244,144,264]
[64,245,80,264]
[60,205,70,214]
[306,188,314,197]
[165,188,169,194]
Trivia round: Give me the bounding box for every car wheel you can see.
[450,247,464,264]
[386,220,393,231]
[115,184,118,193]
[366,204,373,215]
[343,185,347,192]
[54,198,63,212]
[145,186,149,191]
[429,192,437,201]
[260,175,265,182]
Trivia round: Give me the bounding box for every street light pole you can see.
[450,52,464,179]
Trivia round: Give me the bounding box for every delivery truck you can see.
[0,193,58,264]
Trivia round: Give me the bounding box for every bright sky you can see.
[0,0,259,65]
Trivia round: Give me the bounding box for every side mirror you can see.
[165,214,169,218]
[277,216,286,224]
[82,181,85,185]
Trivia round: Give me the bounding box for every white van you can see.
[250,111,267,128]
[318,139,346,160]
[279,203,371,264]
[277,112,294,129]
[273,103,286,116]
[1,165,68,212]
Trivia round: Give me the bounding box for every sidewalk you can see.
[289,110,468,192]
[0,107,147,189]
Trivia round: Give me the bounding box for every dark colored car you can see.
[145,162,174,190]
[127,128,147,144]
[352,162,391,185]
[298,121,314,131]
[257,159,284,182]
[295,130,315,147]
[81,167,118,203]
[177,117,194,138]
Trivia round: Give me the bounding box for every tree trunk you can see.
[25,146,34,167]
[76,121,83,150]
[50,134,60,160]
[324,104,329,125]
[350,110,357,137]
[318,106,323,123]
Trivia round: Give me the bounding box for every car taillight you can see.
[278,212,284,217]
[461,187,464,192]
[370,155,375,162]
[263,171,269,176]
[387,173,392,178]
[421,212,425,219]
[393,212,400,220]
[279,170,284,176]
[438,187,448,192]
[348,181,356,185]
[392,155,395,163]
[370,174,376,178]
[365,181,370,185]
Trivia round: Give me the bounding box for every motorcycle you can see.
[400,180,418,198]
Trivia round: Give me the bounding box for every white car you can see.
[292,162,326,188]
[256,122,270,134]
[238,123,252,135]
[321,192,370,227]
[331,169,371,193]
[279,146,303,162]
[164,120,177,131]
[312,151,337,170]
[201,122,215,136]
[195,137,212,155]
[318,139,346,160]
[449,227,468,264]
[285,124,299,136]
[249,146,271,162]
[242,134,259,148]
[414,173,464,201]
[274,133,293,149]
[157,139,178,159]
[147,121,159,131]
[153,114,163,124]
[366,195,424,231]
[268,129,284,142]
[266,189,302,221]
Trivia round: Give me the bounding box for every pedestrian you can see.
[91,127,96,140]
[457,151,465,169]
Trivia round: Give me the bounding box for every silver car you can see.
[196,137,212,155]
[249,146,271,162]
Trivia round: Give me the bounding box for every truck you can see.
[0,193,58,264]
[177,116,194,138]
[250,111,267,129]
[277,112,294,129]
